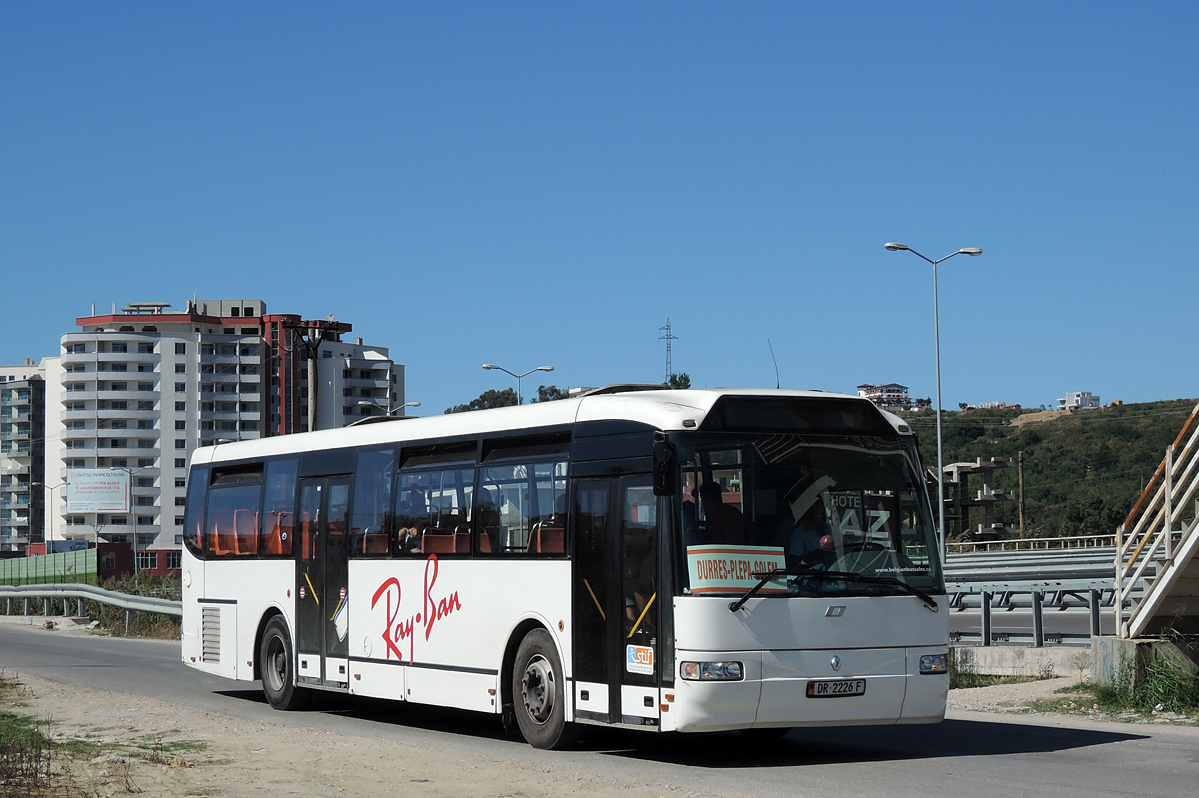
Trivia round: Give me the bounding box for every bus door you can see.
[572,475,662,728]
[295,476,352,690]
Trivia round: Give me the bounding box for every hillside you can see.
[898,398,1198,540]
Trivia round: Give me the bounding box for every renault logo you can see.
[831,656,842,671]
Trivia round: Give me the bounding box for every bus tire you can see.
[512,628,579,750]
[260,616,311,711]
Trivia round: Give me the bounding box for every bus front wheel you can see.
[260,616,311,711]
[512,629,579,749]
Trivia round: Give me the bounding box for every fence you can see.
[0,549,98,586]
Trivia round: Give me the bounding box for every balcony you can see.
[61,443,98,458]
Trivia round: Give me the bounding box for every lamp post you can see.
[114,466,153,575]
[482,364,554,405]
[884,242,982,552]
[31,481,66,551]
[357,400,421,417]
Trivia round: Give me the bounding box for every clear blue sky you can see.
[2,3,1196,415]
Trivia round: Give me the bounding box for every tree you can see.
[444,388,518,414]
[668,372,691,389]
[532,385,570,403]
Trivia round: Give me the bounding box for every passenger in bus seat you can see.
[696,482,754,545]
[397,525,422,554]
[622,528,656,633]
[395,490,427,555]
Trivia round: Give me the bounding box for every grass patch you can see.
[0,675,57,796]
[0,670,208,796]
[1027,646,1199,723]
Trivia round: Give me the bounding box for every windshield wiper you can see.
[727,568,789,613]
[727,566,940,613]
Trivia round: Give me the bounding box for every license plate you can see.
[807,678,866,698]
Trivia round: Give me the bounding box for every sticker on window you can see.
[686,545,787,595]
[627,644,654,675]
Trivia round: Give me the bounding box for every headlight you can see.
[681,661,743,681]
[919,653,948,674]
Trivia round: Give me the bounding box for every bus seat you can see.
[265,511,291,555]
[208,511,234,556]
[234,510,259,555]
[534,526,565,554]
[363,531,389,555]
[454,531,471,553]
[301,512,312,560]
[422,533,454,553]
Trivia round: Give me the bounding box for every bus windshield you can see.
[674,432,942,599]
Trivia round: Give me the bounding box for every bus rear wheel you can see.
[260,616,311,710]
[512,629,580,749]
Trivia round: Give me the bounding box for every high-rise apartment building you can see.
[40,299,403,570]
[0,360,45,552]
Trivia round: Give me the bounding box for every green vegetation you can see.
[3,575,180,639]
[901,399,1197,539]
[88,575,181,639]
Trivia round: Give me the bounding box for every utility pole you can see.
[1018,450,1025,533]
[658,319,677,384]
[286,315,349,432]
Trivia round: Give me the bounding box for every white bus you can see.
[181,387,948,748]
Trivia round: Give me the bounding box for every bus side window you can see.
[261,458,299,559]
[477,459,566,556]
[206,482,262,558]
[351,447,396,558]
[182,465,210,558]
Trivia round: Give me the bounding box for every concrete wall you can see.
[1091,635,1199,687]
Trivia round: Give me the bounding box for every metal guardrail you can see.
[948,534,1118,553]
[943,546,1141,647]
[0,583,181,634]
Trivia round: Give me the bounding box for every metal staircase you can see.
[1115,401,1199,638]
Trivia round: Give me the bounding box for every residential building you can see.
[856,383,911,408]
[41,299,403,573]
[0,360,45,552]
[1058,392,1100,411]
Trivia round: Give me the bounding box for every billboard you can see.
[66,469,130,513]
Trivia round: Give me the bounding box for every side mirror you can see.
[652,435,677,497]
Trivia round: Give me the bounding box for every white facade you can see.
[310,339,405,429]
[856,383,911,407]
[1058,392,1100,411]
[42,300,404,566]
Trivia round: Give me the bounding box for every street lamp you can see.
[357,399,421,416]
[113,466,154,575]
[31,481,66,550]
[884,242,982,552]
[482,364,554,405]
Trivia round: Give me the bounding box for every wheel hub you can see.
[521,656,555,723]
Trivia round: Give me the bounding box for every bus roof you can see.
[189,387,908,467]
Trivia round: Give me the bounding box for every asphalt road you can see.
[2,620,1197,797]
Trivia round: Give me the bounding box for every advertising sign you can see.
[66,469,130,513]
[685,545,787,595]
